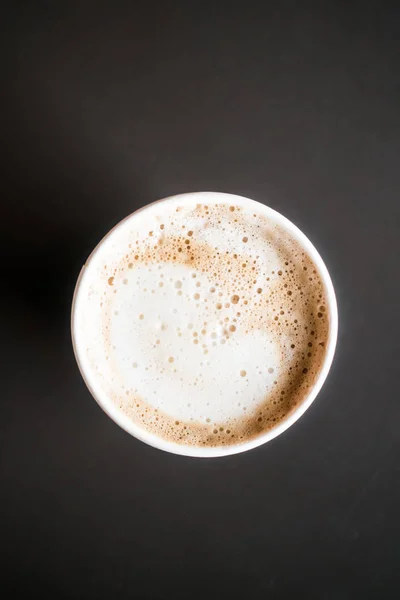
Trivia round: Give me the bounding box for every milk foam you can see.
[75,195,329,448]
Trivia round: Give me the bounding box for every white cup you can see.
[71,192,338,457]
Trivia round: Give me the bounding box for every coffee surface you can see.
[76,196,329,448]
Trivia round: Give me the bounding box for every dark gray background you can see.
[2,2,400,598]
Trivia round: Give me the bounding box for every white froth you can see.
[109,262,282,422]
[74,194,330,448]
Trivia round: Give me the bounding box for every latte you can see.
[72,193,332,453]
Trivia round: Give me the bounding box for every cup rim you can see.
[71,191,338,458]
